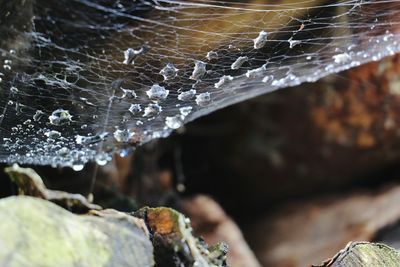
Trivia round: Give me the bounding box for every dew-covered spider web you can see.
[1,0,400,169]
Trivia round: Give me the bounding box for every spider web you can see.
[1,0,400,169]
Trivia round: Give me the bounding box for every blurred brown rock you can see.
[244,184,400,267]
[182,195,261,267]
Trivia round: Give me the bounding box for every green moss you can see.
[0,196,111,267]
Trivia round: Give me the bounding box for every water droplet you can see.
[383,32,394,42]
[190,61,206,80]
[9,49,16,54]
[179,106,192,117]
[246,64,267,78]
[160,63,178,81]
[206,51,218,61]
[49,109,72,126]
[324,64,336,73]
[143,103,162,117]
[178,89,196,101]
[121,88,137,99]
[347,45,357,53]
[10,87,18,94]
[253,30,268,49]
[129,104,142,115]
[119,147,133,157]
[113,129,134,143]
[196,92,211,107]
[76,132,108,145]
[3,65,11,71]
[333,53,351,64]
[146,84,169,100]
[95,152,111,166]
[165,115,183,129]
[33,110,45,122]
[231,56,248,70]
[57,147,70,157]
[72,162,84,171]
[4,59,12,65]
[123,45,149,65]
[215,75,233,89]
[262,75,273,83]
[45,130,61,140]
[271,78,287,87]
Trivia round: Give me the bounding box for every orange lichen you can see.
[147,208,176,235]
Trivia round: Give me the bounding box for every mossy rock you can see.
[315,242,400,267]
[0,196,154,267]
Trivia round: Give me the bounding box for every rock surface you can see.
[244,185,400,267]
[314,242,400,267]
[5,164,101,212]
[0,196,154,267]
